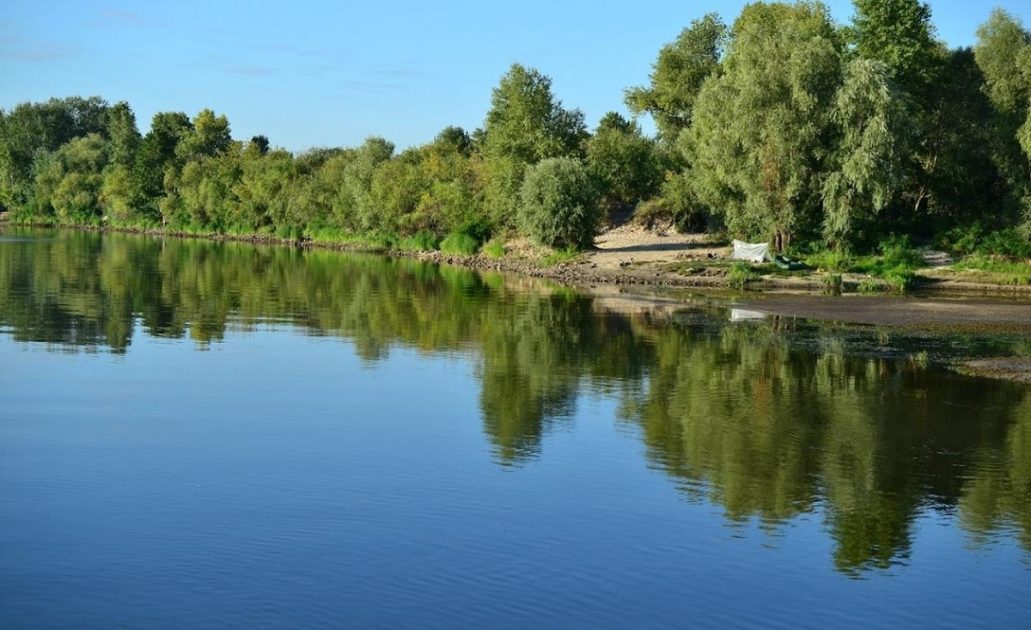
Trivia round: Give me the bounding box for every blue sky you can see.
[3,1,1029,152]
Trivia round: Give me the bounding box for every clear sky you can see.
[3,1,1029,152]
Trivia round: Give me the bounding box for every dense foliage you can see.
[519,158,600,249]
[2,2,1030,255]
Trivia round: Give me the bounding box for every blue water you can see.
[1,229,1029,628]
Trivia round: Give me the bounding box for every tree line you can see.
[2,0,1030,256]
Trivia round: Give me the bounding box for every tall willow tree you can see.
[625,13,728,143]
[687,2,842,250]
[822,59,907,248]
[851,0,946,218]
[975,9,1031,233]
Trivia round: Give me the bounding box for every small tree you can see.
[586,112,663,208]
[519,158,599,250]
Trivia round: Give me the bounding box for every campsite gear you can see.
[731,240,771,263]
[773,255,807,271]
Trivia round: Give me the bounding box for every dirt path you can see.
[590,225,729,270]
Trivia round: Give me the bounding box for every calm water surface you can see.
[1,228,1029,628]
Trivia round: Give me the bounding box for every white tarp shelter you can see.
[731,240,771,263]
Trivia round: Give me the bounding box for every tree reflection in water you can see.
[1,227,1028,574]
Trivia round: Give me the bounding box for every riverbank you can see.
[5,217,1031,298]
[3,220,1030,383]
[409,224,1031,298]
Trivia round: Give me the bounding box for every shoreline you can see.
[5,218,1031,301]
[4,219,1031,383]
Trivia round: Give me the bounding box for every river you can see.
[1,228,1029,628]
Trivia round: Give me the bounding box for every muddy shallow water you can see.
[739,294,1031,329]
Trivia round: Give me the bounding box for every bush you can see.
[398,230,440,251]
[937,224,1031,259]
[457,218,493,246]
[878,235,923,269]
[804,249,851,272]
[823,273,843,294]
[440,231,479,255]
[633,198,675,230]
[727,262,759,289]
[481,240,506,258]
[519,158,600,250]
[542,246,581,266]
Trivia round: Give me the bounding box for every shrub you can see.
[878,235,923,269]
[805,249,851,272]
[542,246,581,266]
[457,218,493,246]
[937,224,1031,259]
[727,262,759,289]
[519,158,600,250]
[824,273,843,294]
[398,230,440,251]
[633,198,675,230]
[481,240,506,258]
[440,231,479,255]
[978,229,1031,259]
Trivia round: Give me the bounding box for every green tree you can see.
[176,109,232,161]
[687,1,843,250]
[33,134,109,221]
[851,0,941,90]
[481,64,587,224]
[586,112,663,209]
[625,13,728,142]
[174,145,244,229]
[100,165,136,222]
[519,157,599,250]
[106,102,141,168]
[0,96,110,210]
[134,112,193,218]
[235,148,295,230]
[975,9,1031,233]
[343,137,395,231]
[482,64,587,164]
[822,59,908,247]
[249,135,271,156]
[851,0,946,219]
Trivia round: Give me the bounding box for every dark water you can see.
[1,228,1029,629]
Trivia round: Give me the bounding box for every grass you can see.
[727,262,760,289]
[823,273,843,294]
[801,236,924,292]
[304,227,397,251]
[440,231,480,255]
[857,278,885,294]
[481,240,506,258]
[397,230,440,252]
[952,255,1031,285]
[542,246,581,266]
[803,249,851,272]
